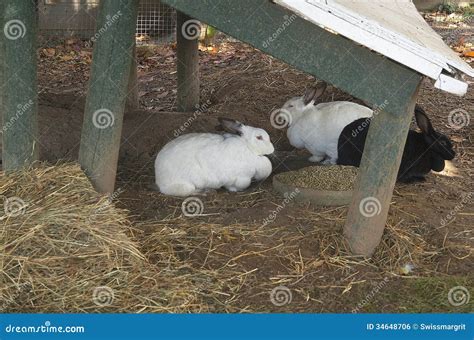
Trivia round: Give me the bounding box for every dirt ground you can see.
[30,14,473,312]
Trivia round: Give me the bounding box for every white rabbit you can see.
[155,118,274,196]
[280,83,373,164]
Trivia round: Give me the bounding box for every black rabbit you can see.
[337,105,455,183]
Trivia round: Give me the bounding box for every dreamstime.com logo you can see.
[448,286,470,307]
[92,109,115,129]
[181,197,204,217]
[92,286,115,307]
[262,188,300,226]
[270,108,292,129]
[1,100,34,134]
[270,286,292,306]
[352,277,389,313]
[181,19,201,40]
[359,196,382,218]
[448,109,470,130]
[262,14,297,48]
[86,11,122,47]
[4,19,26,40]
[173,100,212,137]
[3,196,28,217]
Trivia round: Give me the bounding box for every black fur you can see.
[337,106,455,183]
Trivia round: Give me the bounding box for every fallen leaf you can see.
[42,48,56,57]
[61,55,74,61]
[451,136,465,143]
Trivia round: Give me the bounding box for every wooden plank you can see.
[176,11,200,112]
[78,0,138,193]
[162,0,421,116]
[2,0,39,171]
[275,0,474,82]
[126,42,139,113]
[344,77,422,256]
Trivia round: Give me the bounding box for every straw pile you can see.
[0,163,462,313]
[0,163,208,313]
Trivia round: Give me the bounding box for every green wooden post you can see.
[1,0,38,171]
[344,80,422,256]
[79,0,138,193]
[126,41,139,113]
[176,11,200,112]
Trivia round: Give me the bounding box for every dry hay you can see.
[0,163,460,313]
[0,163,210,313]
[137,203,445,311]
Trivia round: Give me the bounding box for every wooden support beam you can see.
[344,80,422,256]
[1,0,39,171]
[79,0,138,193]
[125,41,139,113]
[176,11,199,112]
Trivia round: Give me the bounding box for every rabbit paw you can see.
[322,158,337,165]
[308,154,325,163]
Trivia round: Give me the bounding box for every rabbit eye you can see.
[256,135,263,140]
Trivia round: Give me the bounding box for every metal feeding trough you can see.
[272,165,358,206]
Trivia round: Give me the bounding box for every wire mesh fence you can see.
[38,0,177,44]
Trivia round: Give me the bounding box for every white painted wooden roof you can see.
[275,0,474,96]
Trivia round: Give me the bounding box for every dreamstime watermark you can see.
[92,108,115,129]
[270,285,293,306]
[440,191,472,226]
[350,100,389,138]
[181,19,201,40]
[262,189,300,226]
[86,11,122,47]
[5,321,85,334]
[448,286,470,307]
[3,196,28,217]
[4,19,26,40]
[269,108,292,129]
[448,108,470,130]
[173,100,212,137]
[181,197,204,217]
[90,188,124,220]
[262,14,297,48]
[92,286,115,307]
[359,196,382,218]
[1,100,34,134]
[352,277,389,313]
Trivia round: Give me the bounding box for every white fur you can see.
[155,125,274,196]
[281,97,373,164]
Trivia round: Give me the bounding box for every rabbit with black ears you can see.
[155,118,274,196]
[280,82,373,164]
[337,105,455,182]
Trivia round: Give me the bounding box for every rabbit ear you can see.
[303,82,327,105]
[217,117,243,135]
[431,154,445,172]
[414,105,434,135]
